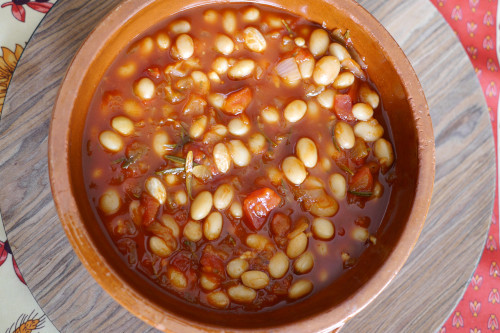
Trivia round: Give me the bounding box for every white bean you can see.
[160,214,180,237]
[213,184,234,210]
[289,280,313,299]
[168,268,187,289]
[286,232,308,259]
[213,143,232,173]
[111,116,134,136]
[200,273,219,291]
[309,29,329,57]
[373,181,384,198]
[352,103,374,121]
[174,190,188,206]
[227,258,249,278]
[296,138,318,168]
[169,20,191,34]
[229,201,243,218]
[149,236,173,257]
[215,34,234,55]
[228,59,255,80]
[203,9,218,24]
[208,71,221,83]
[207,291,230,308]
[145,177,167,204]
[268,252,289,279]
[175,34,194,59]
[189,115,208,139]
[248,133,267,155]
[222,11,237,34]
[312,218,334,240]
[329,173,346,200]
[295,37,306,47]
[228,284,256,303]
[203,212,223,240]
[246,234,272,251]
[243,27,267,52]
[212,57,229,75]
[354,119,384,142]
[374,138,394,168]
[129,200,141,225]
[117,62,136,78]
[183,220,203,242]
[284,100,307,123]
[138,37,154,55]
[227,140,251,167]
[313,56,340,86]
[352,226,369,242]
[333,72,355,89]
[156,33,170,50]
[359,84,380,109]
[267,166,283,185]
[241,271,269,289]
[334,121,355,149]
[190,191,213,220]
[134,77,155,100]
[228,114,251,136]
[282,156,307,185]
[99,189,121,215]
[123,99,143,119]
[153,131,170,157]
[99,131,123,152]
[297,54,315,80]
[329,43,351,61]
[261,106,280,124]
[242,7,260,22]
[208,92,226,109]
[294,251,314,274]
[317,89,335,109]
[191,71,210,95]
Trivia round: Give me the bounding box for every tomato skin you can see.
[141,194,160,227]
[334,94,355,121]
[223,87,252,115]
[349,166,374,193]
[270,212,291,238]
[200,245,226,278]
[243,188,282,231]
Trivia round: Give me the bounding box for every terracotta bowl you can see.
[48,0,435,331]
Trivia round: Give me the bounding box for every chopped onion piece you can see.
[276,58,301,85]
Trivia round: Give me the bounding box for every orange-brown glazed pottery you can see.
[48,0,435,331]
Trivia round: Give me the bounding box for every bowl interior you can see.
[51,0,433,331]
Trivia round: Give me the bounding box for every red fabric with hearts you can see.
[431,0,500,331]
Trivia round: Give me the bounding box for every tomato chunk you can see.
[223,87,252,115]
[141,194,160,227]
[349,166,374,194]
[334,94,355,121]
[243,188,282,231]
[200,245,226,278]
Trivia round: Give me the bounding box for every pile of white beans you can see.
[90,4,396,311]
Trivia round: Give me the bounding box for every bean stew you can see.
[82,3,395,311]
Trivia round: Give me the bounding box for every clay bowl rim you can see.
[48,0,435,331]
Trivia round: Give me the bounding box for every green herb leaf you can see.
[338,164,355,176]
[122,154,141,169]
[164,155,187,164]
[281,19,295,36]
[344,29,351,40]
[348,190,373,197]
[260,130,278,148]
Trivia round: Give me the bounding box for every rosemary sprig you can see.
[260,130,278,148]
[155,167,185,175]
[348,190,373,197]
[185,151,194,200]
[281,19,295,36]
[338,164,355,176]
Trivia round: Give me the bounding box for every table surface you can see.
[0,0,495,332]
